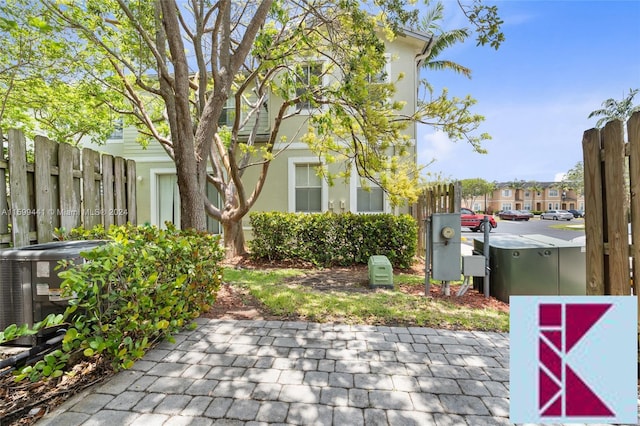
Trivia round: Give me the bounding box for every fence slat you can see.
[0,134,8,245]
[35,136,56,243]
[583,128,605,294]
[102,154,114,228]
[8,130,30,247]
[82,148,101,229]
[602,119,630,295]
[114,157,126,225]
[627,112,640,318]
[58,143,81,231]
[126,159,137,224]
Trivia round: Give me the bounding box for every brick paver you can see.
[38,319,639,426]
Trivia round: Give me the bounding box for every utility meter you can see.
[441,226,455,239]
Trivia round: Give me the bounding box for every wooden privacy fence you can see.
[414,182,461,255]
[0,129,137,248]
[582,111,639,305]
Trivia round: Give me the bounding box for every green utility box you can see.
[473,234,586,303]
[368,255,393,288]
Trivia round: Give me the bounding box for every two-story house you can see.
[85,29,430,235]
[477,182,584,213]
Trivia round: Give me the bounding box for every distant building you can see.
[463,182,584,214]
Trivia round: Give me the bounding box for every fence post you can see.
[582,127,605,295]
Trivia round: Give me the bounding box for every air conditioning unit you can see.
[0,240,106,345]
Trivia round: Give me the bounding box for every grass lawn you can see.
[223,268,509,332]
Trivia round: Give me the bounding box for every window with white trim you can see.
[549,189,559,197]
[294,163,322,212]
[524,203,531,211]
[473,203,482,212]
[548,203,553,210]
[502,189,512,197]
[296,62,323,112]
[218,98,237,128]
[357,182,384,213]
[501,203,512,210]
[524,190,530,198]
[554,203,560,209]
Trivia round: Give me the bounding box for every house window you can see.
[524,190,531,198]
[549,189,559,197]
[502,189,512,197]
[296,62,323,112]
[555,203,560,209]
[473,203,482,212]
[524,203,531,211]
[501,203,512,211]
[294,163,322,212]
[366,56,391,103]
[108,118,123,140]
[548,203,553,210]
[218,98,236,128]
[357,183,384,213]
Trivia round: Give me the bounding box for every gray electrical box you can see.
[462,255,485,276]
[430,213,461,281]
[473,234,586,303]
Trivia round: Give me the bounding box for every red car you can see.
[460,208,497,232]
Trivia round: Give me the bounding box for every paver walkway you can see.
[38,318,637,425]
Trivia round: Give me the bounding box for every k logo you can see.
[510,296,637,424]
[538,303,614,417]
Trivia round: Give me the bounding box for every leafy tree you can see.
[588,88,640,128]
[460,177,494,210]
[562,161,584,197]
[34,0,503,257]
[0,0,117,144]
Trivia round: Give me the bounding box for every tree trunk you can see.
[222,219,247,258]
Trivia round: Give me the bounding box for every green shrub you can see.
[249,212,417,268]
[8,223,224,381]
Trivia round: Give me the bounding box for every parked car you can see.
[498,210,533,221]
[540,210,574,221]
[568,209,584,218]
[460,208,497,232]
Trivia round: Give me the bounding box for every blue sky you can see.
[417,0,640,183]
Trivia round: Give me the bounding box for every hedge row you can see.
[248,212,417,268]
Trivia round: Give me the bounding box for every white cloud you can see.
[554,172,566,182]
[419,130,455,165]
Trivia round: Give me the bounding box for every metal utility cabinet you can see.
[473,234,586,303]
[0,240,106,345]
